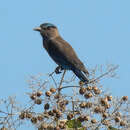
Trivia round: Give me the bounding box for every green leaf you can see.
[108,126,119,130]
[66,119,82,128]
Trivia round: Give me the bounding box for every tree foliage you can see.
[0,64,129,130]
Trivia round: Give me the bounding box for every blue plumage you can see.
[41,23,55,28]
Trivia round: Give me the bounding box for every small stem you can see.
[56,70,66,124]
[57,70,66,102]
[49,71,55,77]
[58,70,66,92]
[57,70,66,103]
[50,74,58,88]
[72,100,77,130]
[59,86,80,91]
[89,65,119,84]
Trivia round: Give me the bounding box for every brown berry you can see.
[53,109,59,113]
[100,98,108,106]
[84,115,90,121]
[59,123,65,129]
[50,88,56,93]
[1,127,7,130]
[84,92,93,99]
[31,117,37,124]
[34,98,42,105]
[59,101,65,108]
[86,102,92,108]
[44,103,50,110]
[37,115,43,121]
[102,112,108,118]
[56,111,62,118]
[47,125,54,129]
[114,116,121,122]
[79,87,86,95]
[36,91,43,97]
[94,89,101,95]
[79,81,84,86]
[59,120,67,124]
[38,123,48,129]
[120,121,126,126]
[115,112,121,117]
[86,86,92,91]
[94,106,103,113]
[60,105,66,112]
[43,111,49,118]
[122,96,128,101]
[30,94,36,100]
[45,91,52,97]
[19,112,26,119]
[107,95,112,101]
[91,119,97,124]
[102,120,109,126]
[92,86,98,91]
[80,102,86,108]
[48,110,54,116]
[26,112,32,118]
[104,103,110,109]
[54,126,60,130]
[67,113,74,120]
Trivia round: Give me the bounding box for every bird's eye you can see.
[47,26,51,30]
[43,27,47,30]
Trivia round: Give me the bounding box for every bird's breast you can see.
[43,39,71,70]
[43,40,49,51]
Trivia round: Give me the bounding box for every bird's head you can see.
[33,23,59,39]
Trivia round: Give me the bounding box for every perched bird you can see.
[34,23,89,83]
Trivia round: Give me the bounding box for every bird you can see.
[34,23,89,83]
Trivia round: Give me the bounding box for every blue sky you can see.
[0,0,130,129]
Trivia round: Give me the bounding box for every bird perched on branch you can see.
[34,23,89,83]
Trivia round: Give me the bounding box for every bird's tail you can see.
[72,68,89,83]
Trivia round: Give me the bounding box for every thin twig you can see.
[58,66,119,91]
[89,65,119,84]
[49,71,55,77]
[59,86,80,91]
[49,74,58,88]
[58,70,66,91]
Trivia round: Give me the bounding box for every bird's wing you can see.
[48,36,88,74]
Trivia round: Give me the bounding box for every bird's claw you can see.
[55,66,63,74]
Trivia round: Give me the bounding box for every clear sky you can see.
[0,0,130,129]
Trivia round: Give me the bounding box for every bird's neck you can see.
[43,35,59,41]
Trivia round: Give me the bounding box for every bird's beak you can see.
[33,27,41,32]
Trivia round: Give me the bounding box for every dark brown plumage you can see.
[34,23,89,82]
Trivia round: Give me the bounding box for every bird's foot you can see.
[55,66,63,74]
